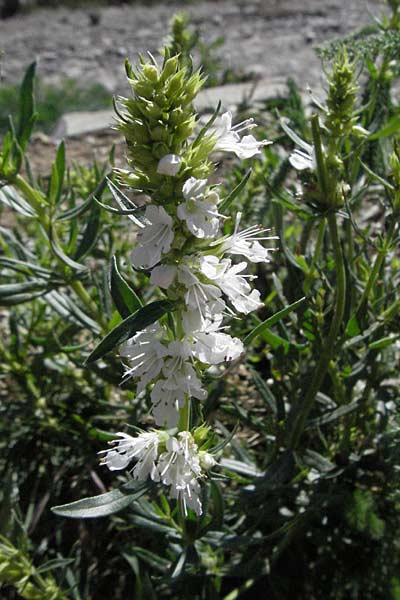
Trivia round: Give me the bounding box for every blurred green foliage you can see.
[0,77,111,135]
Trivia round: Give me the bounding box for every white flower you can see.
[212,111,271,159]
[158,432,203,516]
[163,341,207,399]
[151,380,186,427]
[177,177,220,239]
[151,341,207,426]
[100,431,159,481]
[157,154,181,176]
[150,264,177,289]
[281,118,316,171]
[200,255,263,314]
[177,263,226,325]
[131,205,174,269]
[289,147,315,171]
[120,324,168,391]
[199,450,216,470]
[192,328,243,364]
[217,212,278,263]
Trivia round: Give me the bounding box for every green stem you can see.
[354,217,396,321]
[14,174,107,331]
[289,211,346,449]
[311,114,329,197]
[303,218,326,295]
[178,396,191,432]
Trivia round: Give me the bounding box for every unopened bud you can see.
[157,154,181,176]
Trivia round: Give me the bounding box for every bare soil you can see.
[0,0,386,173]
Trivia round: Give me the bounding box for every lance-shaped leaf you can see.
[73,202,101,260]
[243,297,306,345]
[17,61,37,151]
[0,279,47,299]
[49,226,88,272]
[0,257,54,278]
[51,480,152,519]
[110,255,143,318]
[48,141,65,205]
[57,175,109,221]
[0,185,36,217]
[86,299,175,364]
[106,178,146,227]
[219,168,252,212]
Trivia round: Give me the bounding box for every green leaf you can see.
[209,480,224,529]
[0,257,53,278]
[73,203,101,260]
[369,114,400,140]
[17,62,37,150]
[219,169,252,212]
[249,367,277,414]
[110,255,143,318]
[345,314,361,337]
[0,291,46,306]
[219,458,262,478]
[46,290,101,333]
[49,227,88,272]
[0,185,36,217]
[368,334,400,350]
[57,175,108,221]
[0,279,46,299]
[192,100,221,147]
[308,400,359,427]
[94,196,145,216]
[244,297,306,345]
[51,480,152,519]
[48,141,65,205]
[86,299,175,364]
[107,178,145,227]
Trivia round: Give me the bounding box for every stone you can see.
[51,77,291,140]
[52,109,115,142]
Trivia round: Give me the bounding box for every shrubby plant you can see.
[0,3,400,599]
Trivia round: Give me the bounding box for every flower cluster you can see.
[100,429,215,516]
[101,53,276,515]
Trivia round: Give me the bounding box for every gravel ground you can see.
[0,0,385,95]
[0,0,386,175]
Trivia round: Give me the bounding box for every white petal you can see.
[150,264,177,289]
[157,154,181,176]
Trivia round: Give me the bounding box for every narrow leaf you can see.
[219,169,252,212]
[73,203,101,260]
[244,297,306,345]
[0,185,36,217]
[51,481,151,518]
[48,141,65,205]
[86,299,175,364]
[369,114,400,140]
[110,255,143,318]
[107,178,145,227]
[17,62,37,150]
[192,100,221,147]
[249,367,277,413]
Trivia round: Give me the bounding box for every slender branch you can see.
[289,211,346,448]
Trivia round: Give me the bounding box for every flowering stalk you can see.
[98,52,276,516]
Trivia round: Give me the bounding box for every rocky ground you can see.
[0,0,385,93]
[0,0,386,172]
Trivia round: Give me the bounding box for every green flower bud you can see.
[150,125,170,142]
[161,55,180,80]
[142,64,159,83]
